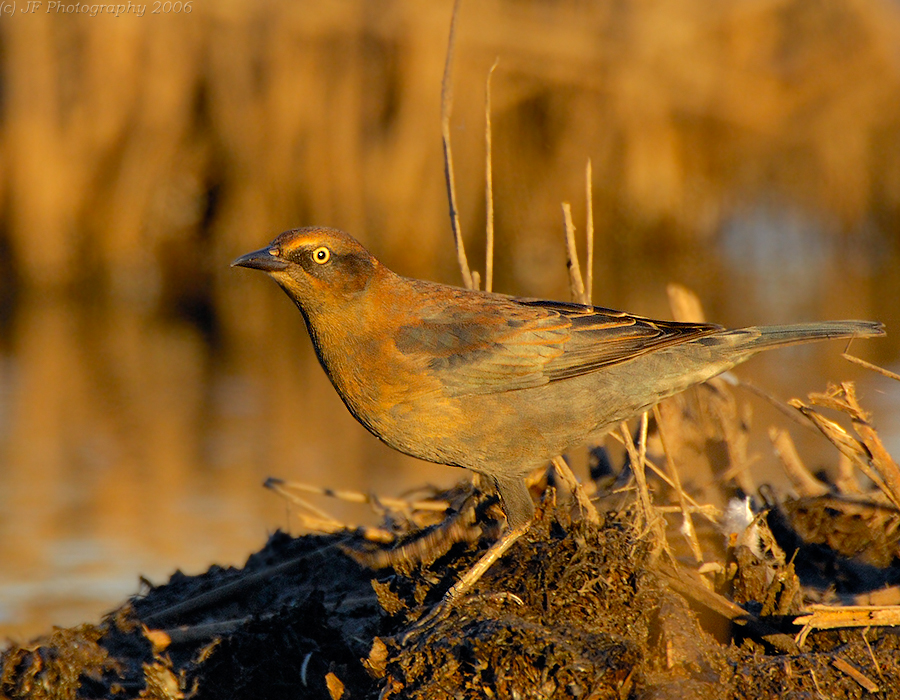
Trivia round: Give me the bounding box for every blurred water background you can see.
[2,0,900,641]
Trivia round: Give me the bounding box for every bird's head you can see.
[232,227,381,313]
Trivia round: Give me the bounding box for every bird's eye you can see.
[312,246,331,264]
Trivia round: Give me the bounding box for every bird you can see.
[232,226,885,531]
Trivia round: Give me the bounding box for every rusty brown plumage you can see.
[233,226,885,529]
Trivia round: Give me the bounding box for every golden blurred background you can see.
[2,0,900,641]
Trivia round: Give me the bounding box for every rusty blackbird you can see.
[233,227,885,529]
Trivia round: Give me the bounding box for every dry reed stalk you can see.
[842,353,900,382]
[607,429,722,525]
[654,504,721,517]
[561,202,588,305]
[794,604,900,648]
[840,384,900,504]
[835,453,864,495]
[768,427,831,497]
[264,478,405,542]
[791,384,900,511]
[265,477,449,513]
[551,456,600,524]
[484,58,499,292]
[665,283,707,324]
[619,413,667,548]
[831,657,880,694]
[264,477,344,525]
[441,0,474,290]
[653,404,704,564]
[584,159,594,305]
[861,629,886,683]
[658,563,799,653]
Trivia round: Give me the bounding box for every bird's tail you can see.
[726,320,885,352]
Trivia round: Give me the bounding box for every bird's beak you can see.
[231,246,289,272]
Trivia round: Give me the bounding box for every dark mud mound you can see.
[4,500,900,699]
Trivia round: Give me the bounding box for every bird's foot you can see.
[400,523,528,643]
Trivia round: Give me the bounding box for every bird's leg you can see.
[403,522,529,640]
[442,521,528,604]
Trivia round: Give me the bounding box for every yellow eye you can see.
[312,246,331,264]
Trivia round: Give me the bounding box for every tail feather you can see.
[727,320,885,352]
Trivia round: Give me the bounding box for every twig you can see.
[562,202,588,305]
[484,58,498,292]
[768,427,830,497]
[143,549,338,625]
[810,668,825,699]
[607,429,722,525]
[620,415,656,531]
[794,604,900,648]
[842,352,900,382]
[162,619,250,644]
[861,628,885,682]
[585,159,593,305]
[832,657,880,693]
[735,378,823,436]
[296,513,396,543]
[835,452,864,494]
[653,504,721,517]
[659,564,799,653]
[791,385,900,511]
[265,478,449,513]
[551,456,600,524]
[840,382,900,507]
[341,501,482,571]
[265,478,344,525]
[654,405,703,564]
[441,0,473,289]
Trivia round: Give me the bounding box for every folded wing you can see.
[394,290,722,397]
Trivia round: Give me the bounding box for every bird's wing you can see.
[526,300,723,381]
[394,289,722,396]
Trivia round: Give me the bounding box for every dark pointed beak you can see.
[231,246,289,272]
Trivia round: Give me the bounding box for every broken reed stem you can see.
[585,159,593,306]
[484,58,498,292]
[737,378,824,435]
[861,630,885,682]
[653,405,704,564]
[768,428,830,497]
[620,414,657,531]
[265,478,344,525]
[794,604,900,650]
[551,456,600,524]
[562,202,588,305]
[608,429,721,525]
[658,563,799,654]
[842,352,900,382]
[832,657,880,694]
[265,477,449,512]
[841,383,900,508]
[792,384,900,511]
[441,0,473,290]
